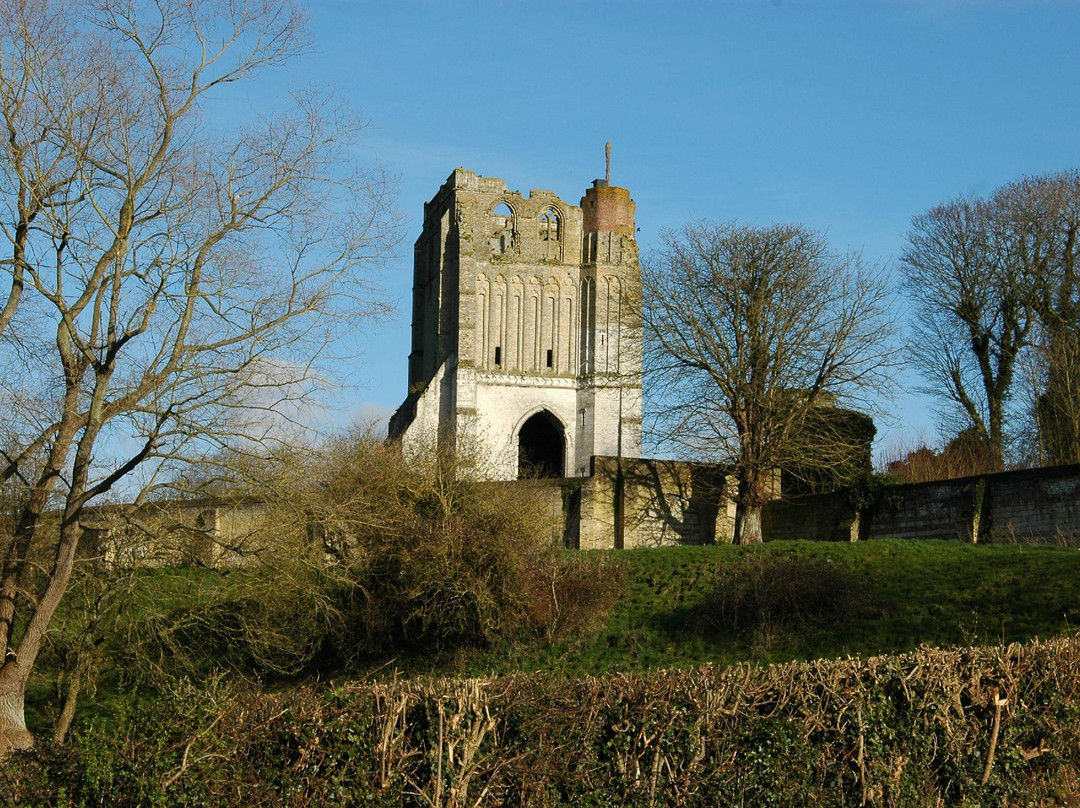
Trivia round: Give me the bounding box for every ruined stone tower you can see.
[389,165,643,480]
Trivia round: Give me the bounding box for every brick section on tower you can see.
[581,184,636,235]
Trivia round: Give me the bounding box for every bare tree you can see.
[900,196,1034,471]
[642,222,894,544]
[0,0,395,754]
[1011,171,1080,465]
[901,171,1080,470]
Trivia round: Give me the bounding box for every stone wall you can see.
[986,467,1080,540]
[83,497,276,568]
[101,457,1080,565]
[81,455,738,570]
[763,463,1080,543]
[762,490,857,543]
[575,456,735,549]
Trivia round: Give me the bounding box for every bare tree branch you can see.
[641,221,895,544]
[0,0,397,754]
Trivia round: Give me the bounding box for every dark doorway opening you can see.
[518,411,565,478]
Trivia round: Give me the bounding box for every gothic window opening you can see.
[540,207,561,260]
[490,202,514,256]
[518,410,565,479]
[546,295,557,372]
[540,208,560,241]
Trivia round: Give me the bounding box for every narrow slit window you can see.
[546,349,553,368]
[494,346,502,366]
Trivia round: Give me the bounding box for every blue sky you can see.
[263,1,1080,458]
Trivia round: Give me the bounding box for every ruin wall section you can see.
[763,462,1080,543]
[389,168,642,481]
[575,456,736,549]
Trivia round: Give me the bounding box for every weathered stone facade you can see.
[389,168,643,480]
[575,457,737,548]
[380,165,745,549]
[81,497,275,569]
[763,462,1080,544]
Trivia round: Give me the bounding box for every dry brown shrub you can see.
[129,429,626,677]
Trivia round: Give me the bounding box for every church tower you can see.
[389,155,642,480]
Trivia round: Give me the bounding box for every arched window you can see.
[540,207,561,261]
[490,202,514,255]
[518,410,565,478]
[579,276,595,373]
[540,208,560,241]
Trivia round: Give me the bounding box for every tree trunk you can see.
[987,401,1007,473]
[735,503,763,544]
[0,666,32,756]
[52,659,85,745]
[733,467,768,544]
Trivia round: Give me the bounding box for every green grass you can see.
[27,539,1080,730]
[26,566,226,734]
[487,539,1080,676]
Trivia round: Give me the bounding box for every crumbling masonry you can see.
[389,167,643,480]
[387,164,739,548]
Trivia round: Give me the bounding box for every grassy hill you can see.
[495,539,1080,676]
[16,539,1080,806]
[27,538,1080,734]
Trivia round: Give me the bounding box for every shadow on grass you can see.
[629,554,883,663]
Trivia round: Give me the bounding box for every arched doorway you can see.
[518,410,565,478]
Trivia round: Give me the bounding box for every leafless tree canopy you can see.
[0,0,396,753]
[1018,172,1080,465]
[901,170,1080,470]
[901,195,1035,471]
[642,221,894,543]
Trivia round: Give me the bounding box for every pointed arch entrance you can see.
[517,410,565,478]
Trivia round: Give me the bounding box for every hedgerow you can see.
[6,635,1080,806]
